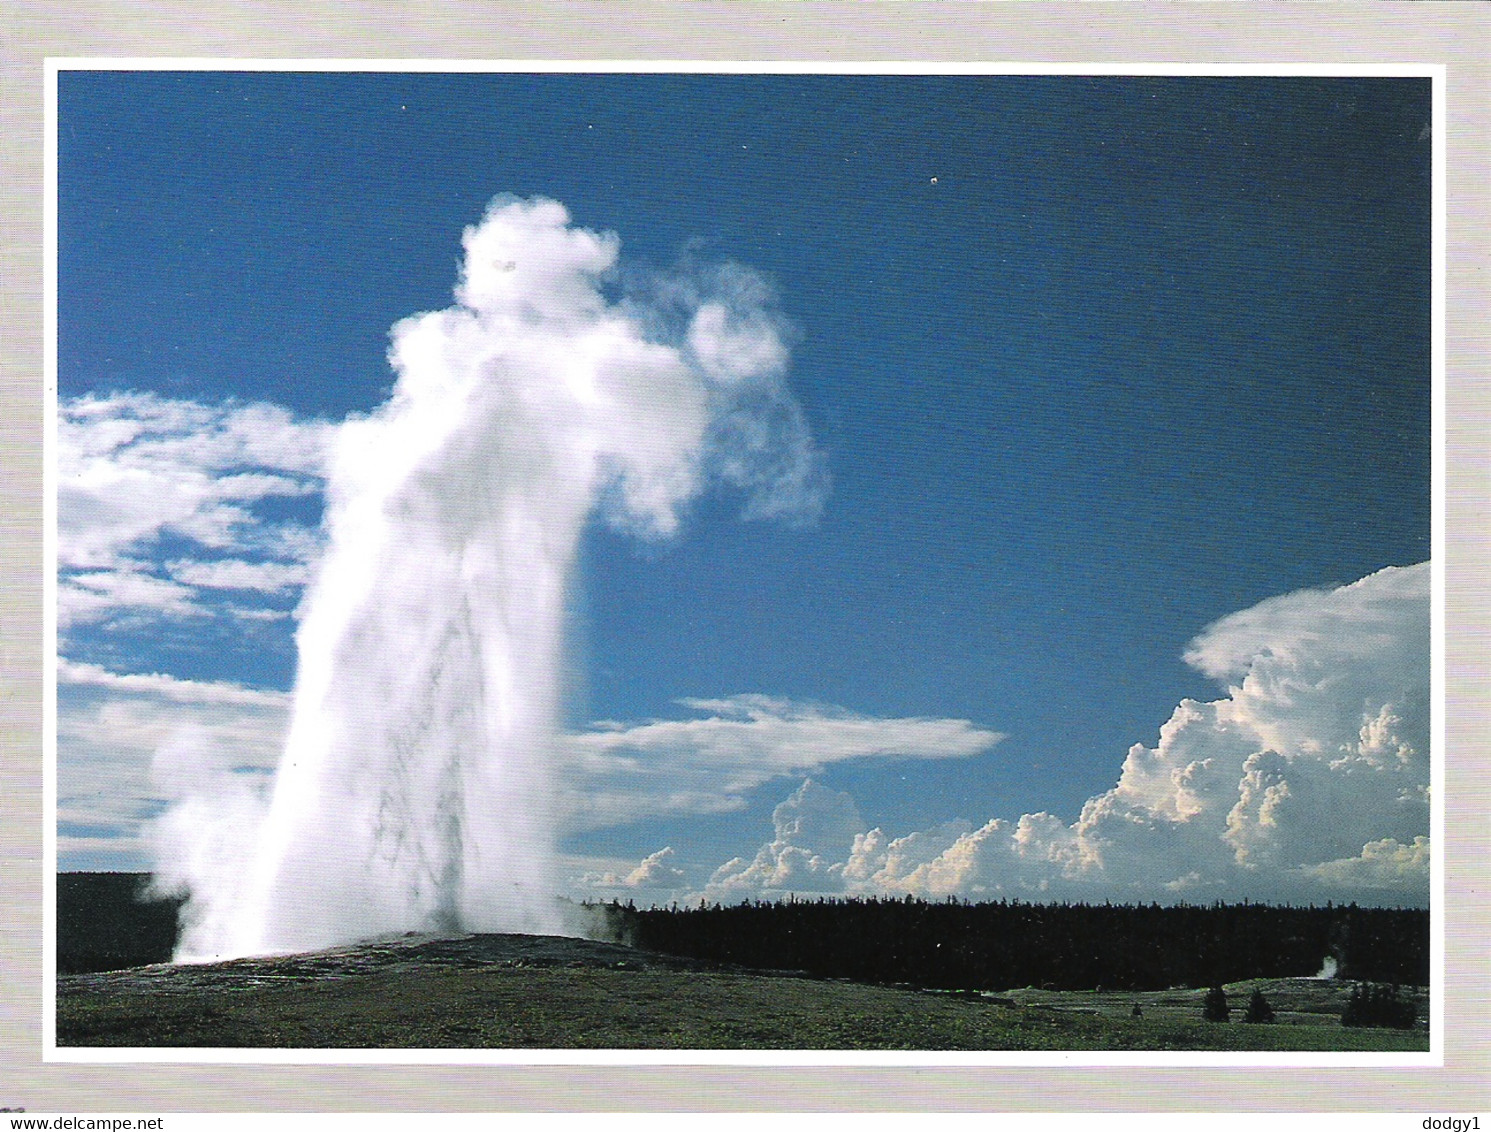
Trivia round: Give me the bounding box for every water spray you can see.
[163,196,823,959]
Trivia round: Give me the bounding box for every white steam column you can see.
[177,196,823,958]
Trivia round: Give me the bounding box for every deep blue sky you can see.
[57,72,1431,854]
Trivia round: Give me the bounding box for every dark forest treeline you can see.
[596,896,1428,992]
[58,874,1429,993]
[58,873,182,973]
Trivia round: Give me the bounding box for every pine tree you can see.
[1202,985,1230,1022]
[1244,988,1275,1023]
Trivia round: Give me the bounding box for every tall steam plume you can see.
[164,196,825,958]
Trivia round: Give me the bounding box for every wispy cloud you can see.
[58,569,200,627]
[164,558,312,594]
[629,254,829,528]
[559,694,1005,831]
[58,659,291,708]
[56,665,1002,877]
[57,391,333,633]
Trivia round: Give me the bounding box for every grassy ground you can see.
[58,965,1428,1051]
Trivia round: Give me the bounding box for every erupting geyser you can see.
[161,196,824,959]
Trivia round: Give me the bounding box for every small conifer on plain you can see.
[1202,986,1229,1022]
[1244,988,1275,1023]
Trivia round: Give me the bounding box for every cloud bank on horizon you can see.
[577,562,1430,908]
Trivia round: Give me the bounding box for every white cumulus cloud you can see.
[706,779,867,900]
[577,846,689,893]
[1302,836,1431,891]
[700,564,1431,907]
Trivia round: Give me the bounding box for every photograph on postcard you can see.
[49,67,1436,1058]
